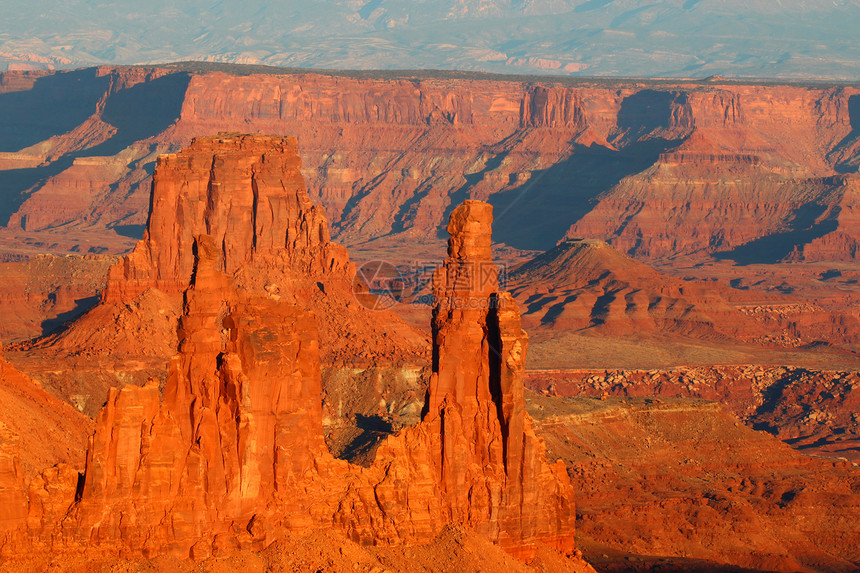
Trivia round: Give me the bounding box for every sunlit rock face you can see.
[0,137,576,562]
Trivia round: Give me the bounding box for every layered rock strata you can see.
[2,67,860,264]
[100,134,349,302]
[33,134,427,369]
[0,141,574,561]
[71,235,338,558]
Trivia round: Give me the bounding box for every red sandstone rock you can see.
[0,423,27,535]
[4,70,860,375]
[0,354,91,479]
[19,135,428,414]
[527,393,860,572]
[420,201,575,556]
[101,134,352,301]
[0,147,575,563]
[89,135,423,367]
[508,238,767,340]
[2,68,859,268]
[0,351,91,549]
[73,234,339,556]
[0,254,114,343]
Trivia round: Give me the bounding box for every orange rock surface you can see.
[508,238,761,339]
[0,352,91,546]
[9,135,428,418]
[527,365,860,462]
[527,393,860,572]
[1,67,859,268]
[422,201,575,556]
[3,67,860,383]
[565,89,860,262]
[0,254,113,342]
[0,355,91,479]
[505,238,860,365]
[50,134,426,366]
[0,525,593,573]
[0,139,576,564]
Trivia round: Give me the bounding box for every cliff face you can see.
[562,87,860,262]
[0,422,27,535]
[155,76,860,261]
[0,139,575,562]
[37,134,427,370]
[170,73,597,252]
[73,235,337,558]
[0,255,113,343]
[1,67,859,266]
[102,134,351,300]
[3,70,859,370]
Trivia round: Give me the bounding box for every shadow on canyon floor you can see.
[39,295,100,337]
[581,547,768,573]
[0,72,190,227]
[489,138,681,251]
[714,203,840,265]
[329,413,397,468]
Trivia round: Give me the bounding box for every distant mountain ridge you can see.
[3,0,860,79]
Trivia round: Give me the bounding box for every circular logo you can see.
[352,260,406,310]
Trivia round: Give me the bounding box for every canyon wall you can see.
[0,254,113,342]
[1,66,859,265]
[4,68,859,368]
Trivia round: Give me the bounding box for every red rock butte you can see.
[0,135,575,562]
[33,133,427,369]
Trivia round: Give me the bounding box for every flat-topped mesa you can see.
[102,134,352,303]
[424,200,576,557]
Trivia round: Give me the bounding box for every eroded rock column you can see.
[424,200,576,558]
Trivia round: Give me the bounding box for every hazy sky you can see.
[3,0,860,78]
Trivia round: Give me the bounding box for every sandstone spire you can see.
[74,232,335,558]
[0,138,576,563]
[102,134,351,303]
[423,200,576,556]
